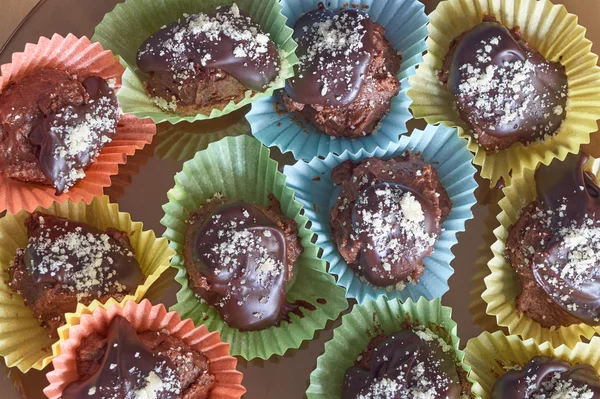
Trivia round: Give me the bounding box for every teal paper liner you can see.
[246,0,429,160]
[283,125,477,304]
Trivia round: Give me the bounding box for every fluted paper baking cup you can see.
[44,299,245,399]
[161,135,348,360]
[482,158,600,347]
[284,124,477,304]
[465,331,600,398]
[92,0,297,124]
[0,33,156,214]
[408,0,600,186]
[246,0,428,161]
[0,196,174,372]
[307,296,475,398]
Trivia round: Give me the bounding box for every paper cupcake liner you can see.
[0,33,156,214]
[92,0,297,124]
[0,196,175,372]
[307,296,475,398]
[246,0,428,161]
[283,124,477,304]
[160,135,348,360]
[482,158,600,347]
[464,331,600,398]
[44,299,245,399]
[407,0,600,186]
[154,106,251,163]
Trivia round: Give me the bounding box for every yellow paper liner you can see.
[465,331,600,398]
[407,0,600,186]
[44,299,245,399]
[0,33,156,214]
[482,158,600,347]
[0,196,174,372]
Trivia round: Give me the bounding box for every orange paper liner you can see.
[0,33,156,214]
[44,299,246,399]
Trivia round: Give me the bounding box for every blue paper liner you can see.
[246,0,428,161]
[283,125,477,304]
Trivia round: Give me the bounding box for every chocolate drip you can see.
[492,356,600,398]
[284,6,374,106]
[63,316,179,399]
[137,6,279,92]
[342,330,464,398]
[185,201,309,330]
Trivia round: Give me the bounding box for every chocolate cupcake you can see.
[505,154,600,329]
[136,4,280,115]
[438,16,568,152]
[330,153,451,289]
[6,212,144,338]
[61,315,214,398]
[281,5,402,138]
[0,69,120,194]
[183,194,311,331]
[492,356,600,398]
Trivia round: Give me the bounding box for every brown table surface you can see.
[0,1,599,398]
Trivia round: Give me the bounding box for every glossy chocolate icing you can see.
[530,154,600,324]
[351,182,438,286]
[63,316,180,399]
[137,5,279,92]
[447,21,567,146]
[284,6,374,106]
[342,330,465,398]
[29,76,119,194]
[492,356,600,398]
[23,213,144,300]
[185,201,309,330]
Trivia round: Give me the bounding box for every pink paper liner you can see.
[44,299,246,399]
[0,33,156,214]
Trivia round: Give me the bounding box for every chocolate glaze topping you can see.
[342,329,465,398]
[137,4,279,92]
[284,6,374,106]
[492,356,600,398]
[446,21,567,150]
[185,200,309,331]
[23,213,144,301]
[63,316,181,399]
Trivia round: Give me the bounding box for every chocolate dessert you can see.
[63,316,214,398]
[183,195,309,331]
[330,154,451,288]
[6,213,144,338]
[439,17,568,152]
[137,4,280,115]
[342,328,472,398]
[282,6,402,138]
[492,356,600,398]
[0,69,120,194]
[505,153,600,328]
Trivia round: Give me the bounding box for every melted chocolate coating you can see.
[185,201,307,331]
[342,330,465,398]
[447,21,567,148]
[492,356,600,398]
[284,6,374,106]
[137,6,279,92]
[63,316,179,399]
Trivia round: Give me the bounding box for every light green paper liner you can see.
[482,158,600,347]
[407,0,600,186]
[465,331,600,398]
[92,0,297,124]
[161,135,348,360]
[307,296,476,398]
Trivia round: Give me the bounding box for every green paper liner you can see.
[161,135,348,360]
[307,296,476,398]
[92,0,298,123]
